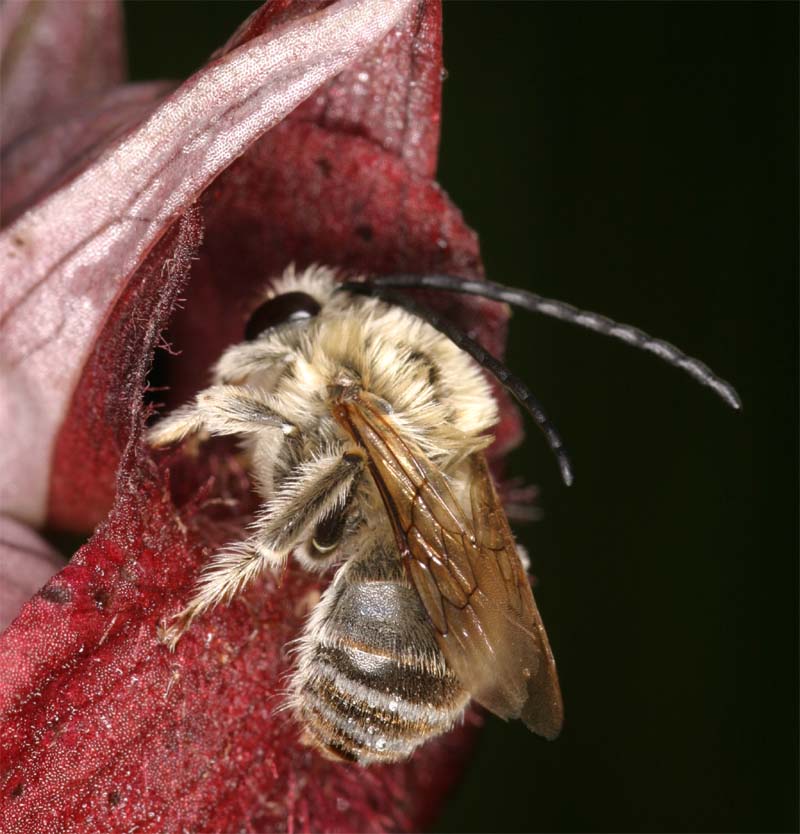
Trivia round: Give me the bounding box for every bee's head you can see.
[242,264,338,342]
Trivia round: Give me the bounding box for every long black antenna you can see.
[342,284,574,486]
[342,274,741,410]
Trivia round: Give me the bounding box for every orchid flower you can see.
[0,1,523,830]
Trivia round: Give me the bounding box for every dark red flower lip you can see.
[0,3,521,832]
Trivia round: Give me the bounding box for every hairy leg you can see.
[160,448,365,649]
[148,385,296,447]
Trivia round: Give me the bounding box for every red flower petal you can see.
[0,0,417,527]
[1,443,478,832]
[0,0,125,147]
[1,2,518,830]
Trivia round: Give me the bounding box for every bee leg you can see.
[158,539,268,650]
[194,385,297,436]
[253,449,366,555]
[515,543,531,573]
[147,384,296,448]
[147,402,207,447]
[159,450,365,650]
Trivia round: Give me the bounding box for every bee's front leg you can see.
[147,384,296,448]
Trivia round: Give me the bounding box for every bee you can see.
[148,264,739,764]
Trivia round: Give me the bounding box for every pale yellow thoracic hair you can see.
[253,264,500,463]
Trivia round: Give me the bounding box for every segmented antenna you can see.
[343,274,741,410]
[342,284,574,487]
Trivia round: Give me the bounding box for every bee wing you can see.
[465,453,563,738]
[334,394,563,739]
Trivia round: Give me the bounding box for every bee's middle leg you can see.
[160,448,365,649]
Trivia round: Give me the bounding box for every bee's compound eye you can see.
[245,292,321,341]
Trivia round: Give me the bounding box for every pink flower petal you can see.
[0,517,64,631]
[0,0,416,526]
[2,82,174,226]
[0,0,125,147]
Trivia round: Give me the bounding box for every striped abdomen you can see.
[291,554,468,764]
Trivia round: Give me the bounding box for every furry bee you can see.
[149,264,739,764]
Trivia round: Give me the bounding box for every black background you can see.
[124,2,798,832]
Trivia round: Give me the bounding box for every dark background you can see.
[124,2,798,832]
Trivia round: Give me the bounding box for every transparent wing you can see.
[334,393,563,738]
